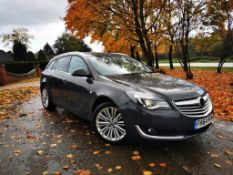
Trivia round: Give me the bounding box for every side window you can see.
[46,60,55,70]
[54,57,71,72]
[68,56,88,73]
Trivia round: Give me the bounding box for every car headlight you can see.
[126,91,171,110]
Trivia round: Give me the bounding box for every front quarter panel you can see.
[90,80,130,112]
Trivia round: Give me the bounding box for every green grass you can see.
[160,66,233,72]
[159,57,233,63]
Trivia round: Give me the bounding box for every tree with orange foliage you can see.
[206,0,233,73]
[64,0,167,68]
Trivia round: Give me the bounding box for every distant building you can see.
[0,50,14,63]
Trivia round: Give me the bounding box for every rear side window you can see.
[68,56,88,73]
[54,57,71,72]
[46,60,55,70]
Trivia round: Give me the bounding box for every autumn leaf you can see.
[148,163,156,167]
[107,168,113,173]
[93,150,100,155]
[64,165,69,170]
[115,166,122,170]
[71,144,78,149]
[133,151,140,155]
[95,164,103,170]
[214,163,221,168]
[225,160,232,166]
[66,154,73,159]
[143,170,153,175]
[210,153,219,158]
[14,149,21,156]
[105,151,111,155]
[224,149,233,156]
[37,150,44,155]
[53,171,61,175]
[42,171,49,175]
[131,155,141,161]
[75,169,92,175]
[159,162,167,168]
[50,144,57,148]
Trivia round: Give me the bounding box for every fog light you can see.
[148,128,154,133]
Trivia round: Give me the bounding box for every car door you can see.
[41,60,56,98]
[65,55,93,116]
[50,56,71,107]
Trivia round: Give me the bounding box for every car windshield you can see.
[88,54,152,76]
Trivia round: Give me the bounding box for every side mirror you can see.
[71,69,92,77]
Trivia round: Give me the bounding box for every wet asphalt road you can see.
[0,96,233,175]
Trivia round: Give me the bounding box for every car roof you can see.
[50,52,128,62]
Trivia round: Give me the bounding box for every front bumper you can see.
[135,124,212,140]
[119,101,214,141]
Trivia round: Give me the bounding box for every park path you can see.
[160,62,233,67]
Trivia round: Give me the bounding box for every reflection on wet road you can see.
[0,96,232,175]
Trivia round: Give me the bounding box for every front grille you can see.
[173,94,213,118]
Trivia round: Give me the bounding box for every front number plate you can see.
[194,115,213,130]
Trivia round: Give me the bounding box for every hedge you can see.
[4,61,48,74]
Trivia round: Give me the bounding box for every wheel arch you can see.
[92,96,117,113]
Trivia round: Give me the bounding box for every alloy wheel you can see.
[96,106,126,142]
[41,88,49,108]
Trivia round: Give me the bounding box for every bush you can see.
[4,61,48,74]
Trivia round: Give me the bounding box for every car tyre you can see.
[93,102,127,144]
[41,86,56,111]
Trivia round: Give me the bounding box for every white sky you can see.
[0,0,104,52]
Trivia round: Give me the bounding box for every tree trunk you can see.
[168,44,174,69]
[154,49,159,69]
[130,46,135,58]
[136,52,140,61]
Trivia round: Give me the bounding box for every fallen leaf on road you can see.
[66,154,73,159]
[93,150,100,155]
[133,151,140,155]
[182,166,192,173]
[159,162,167,168]
[224,149,233,156]
[107,168,113,173]
[75,169,91,175]
[53,171,61,175]
[55,134,63,139]
[14,149,21,156]
[8,155,13,160]
[115,165,122,170]
[37,150,44,155]
[50,144,57,148]
[214,163,221,168]
[42,171,49,175]
[95,164,103,170]
[131,155,141,161]
[143,170,153,175]
[225,160,232,166]
[105,144,111,147]
[71,144,78,149]
[148,163,156,167]
[64,165,69,170]
[216,134,226,139]
[210,153,219,158]
[105,151,111,155]
[71,160,77,165]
